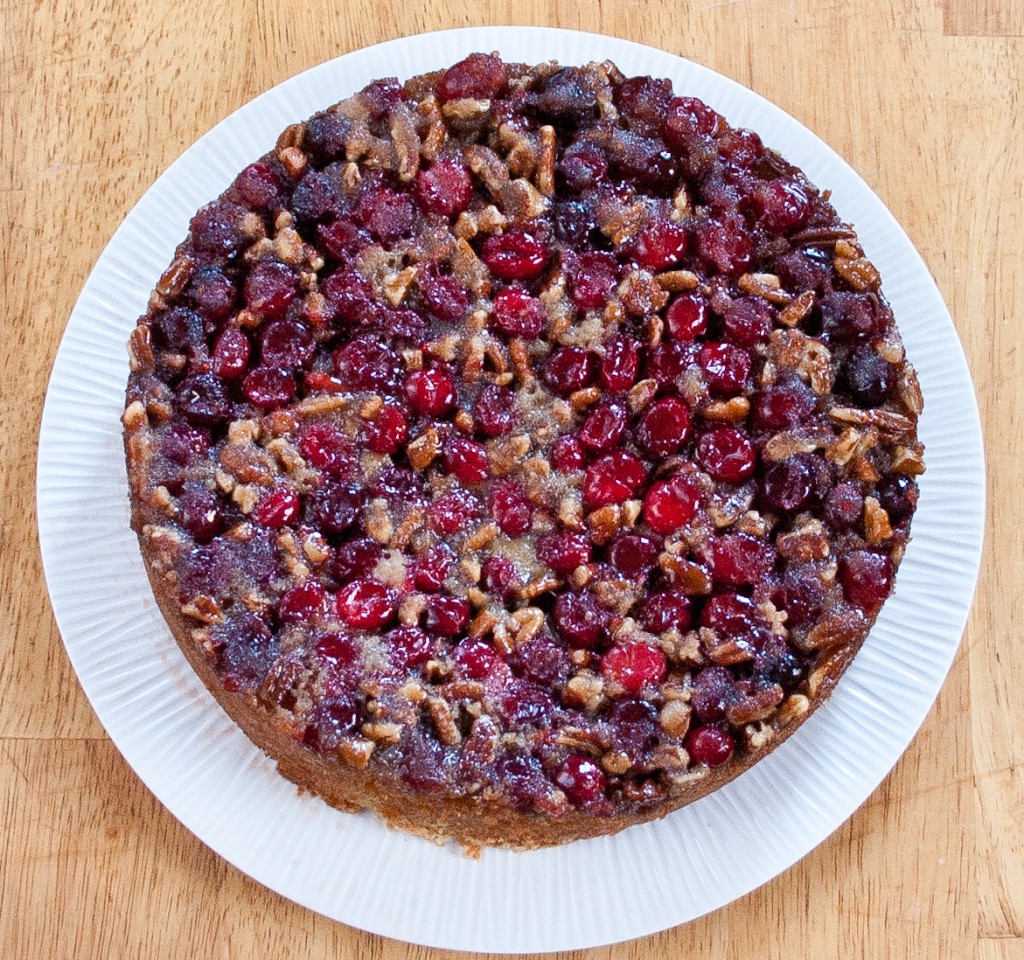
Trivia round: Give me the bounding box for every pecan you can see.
[703,396,750,422]
[156,256,193,299]
[703,628,755,666]
[463,143,508,197]
[258,658,303,709]
[658,699,691,737]
[337,737,375,768]
[800,609,869,652]
[439,680,486,701]
[658,554,713,594]
[863,496,893,545]
[362,721,402,744]
[519,574,560,601]
[536,125,556,196]
[554,728,605,756]
[406,428,440,470]
[726,684,784,725]
[834,253,881,291]
[830,406,914,436]
[562,671,606,712]
[500,178,548,221]
[643,745,690,772]
[275,122,306,152]
[617,268,669,316]
[508,338,535,383]
[587,504,623,545]
[364,498,394,545]
[627,378,658,414]
[127,326,153,372]
[891,444,926,476]
[776,693,810,727]
[389,103,421,181]
[180,595,223,625]
[778,289,816,327]
[897,366,924,417]
[122,400,148,429]
[465,522,499,551]
[427,697,462,746]
[488,434,531,476]
[737,272,791,304]
[278,146,308,180]
[382,265,418,306]
[601,750,633,775]
[468,609,498,639]
[777,519,831,562]
[512,606,545,644]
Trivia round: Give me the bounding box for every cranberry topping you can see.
[336,578,396,629]
[686,726,734,767]
[481,230,548,280]
[665,293,708,341]
[599,334,641,391]
[488,480,532,536]
[601,643,667,693]
[252,487,301,528]
[838,551,894,614]
[211,327,251,379]
[412,544,455,592]
[405,368,456,416]
[583,451,647,509]
[474,385,516,437]
[537,531,592,574]
[543,346,598,395]
[278,581,327,623]
[696,428,756,482]
[437,53,506,103]
[644,477,700,534]
[629,220,688,270]
[555,755,606,805]
[244,260,297,321]
[579,401,627,452]
[552,591,608,648]
[492,287,546,338]
[637,396,690,457]
[415,155,474,217]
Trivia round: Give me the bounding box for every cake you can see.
[122,54,924,850]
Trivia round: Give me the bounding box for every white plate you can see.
[37,27,985,953]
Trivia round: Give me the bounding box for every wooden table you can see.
[2,0,1020,956]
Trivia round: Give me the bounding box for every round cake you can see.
[122,54,925,850]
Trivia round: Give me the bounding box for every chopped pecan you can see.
[777,519,831,562]
[427,697,462,746]
[863,496,893,545]
[406,428,440,470]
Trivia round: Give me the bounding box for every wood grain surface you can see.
[1,0,1019,956]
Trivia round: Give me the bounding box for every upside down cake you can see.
[122,54,924,849]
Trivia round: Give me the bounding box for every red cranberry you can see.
[474,385,517,436]
[601,643,667,693]
[763,457,815,512]
[333,337,403,395]
[423,594,470,636]
[645,341,691,386]
[304,696,360,752]
[723,298,773,348]
[428,489,482,533]
[607,534,659,579]
[332,538,382,583]
[509,635,571,687]
[365,403,408,454]
[759,179,811,234]
[278,581,327,623]
[698,342,751,395]
[629,220,688,270]
[488,480,532,536]
[299,423,355,478]
[686,726,734,766]
[445,437,489,484]
[480,555,523,602]
[838,551,894,614]
[417,267,469,322]
[252,487,300,528]
[567,251,619,311]
[336,578,396,629]
[644,477,700,534]
[695,212,752,277]
[550,434,586,471]
[699,593,766,642]
[244,261,297,321]
[583,451,647,509]
[719,128,763,168]
[355,187,415,242]
[405,368,456,416]
[615,76,672,127]
[555,755,607,805]
[642,592,692,634]
[696,428,756,482]
[637,396,691,457]
[243,367,296,409]
[543,347,598,396]
[291,169,338,223]
[752,378,817,430]
[536,531,592,573]
[402,727,446,791]
[481,230,549,281]
[825,482,865,528]
[552,591,607,648]
[663,96,720,151]
[605,697,658,755]
[412,544,455,592]
[320,270,375,325]
[360,77,404,118]
[579,401,627,452]
[437,53,506,102]
[773,569,826,629]
[665,293,708,341]
[311,483,362,533]
[178,485,225,543]
[599,335,641,391]
[176,373,231,427]
[315,633,359,671]
[414,154,473,217]
[233,161,285,210]
[501,681,557,729]
[211,327,251,379]
[710,533,777,585]
[491,287,546,339]
[385,626,432,668]
[453,638,503,679]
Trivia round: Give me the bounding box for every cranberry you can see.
[423,594,470,636]
[820,292,884,342]
[583,451,647,509]
[698,342,751,395]
[710,533,777,585]
[550,434,586,471]
[445,437,489,484]
[629,220,688,270]
[536,531,592,573]
[365,403,408,454]
[234,161,286,210]
[153,306,204,354]
[176,373,231,426]
[317,218,370,260]
[752,378,817,430]
[278,581,327,623]
[188,267,236,319]
[696,428,756,482]
[242,367,296,409]
[535,67,598,124]
[371,465,424,504]
[601,643,666,693]
[773,569,826,628]
[599,335,641,391]
[315,633,359,671]
[385,626,432,668]
[474,385,516,437]
[417,267,469,323]
[825,482,865,528]
[160,423,208,465]
[189,200,247,258]
[776,248,832,293]
[336,578,396,629]
[553,199,597,246]
[211,327,251,379]
[560,141,608,191]
[304,695,361,753]
[311,483,362,534]
[876,475,918,525]
[611,131,678,189]
[838,551,894,614]
[480,555,523,602]
[428,489,482,533]
[700,593,764,639]
[665,293,708,341]
[567,251,619,311]
[320,270,375,325]
[509,635,571,687]
[723,297,773,348]
[840,345,895,407]
[299,423,355,478]
[491,287,546,339]
[645,341,690,386]
[555,755,606,805]
[615,76,672,128]
[488,480,532,536]
[260,318,315,370]
[643,477,700,534]
[252,487,301,528]
[579,401,627,452]
[642,591,692,634]
[304,113,353,164]
[405,368,456,416]
[412,544,455,592]
[291,169,338,223]
[402,727,446,791]
[543,346,598,396]
[719,127,763,168]
[759,179,810,234]
[332,538,382,583]
[605,697,658,755]
[686,726,734,766]
[178,485,225,543]
[607,534,659,579]
[663,96,720,151]
[552,591,607,648]
[500,682,556,727]
[689,665,737,722]
[637,396,691,457]
[355,187,415,242]
[763,457,815,512]
[244,261,297,321]
[695,212,752,277]
[334,337,403,394]
[453,639,503,679]
[481,230,548,281]
[414,154,473,217]
[496,753,548,811]
[437,53,506,102]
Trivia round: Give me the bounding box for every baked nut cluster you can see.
[123,54,924,848]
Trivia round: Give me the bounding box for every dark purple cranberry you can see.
[317,218,370,260]
[242,367,296,409]
[175,373,231,426]
[875,475,918,525]
[153,306,204,353]
[645,341,691,386]
[260,318,314,369]
[291,170,338,223]
[694,212,752,277]
[663,96,720,153]
[189,201,247,258]
[215,613,277,692]
[495,752,546,811]
[543,346,598,395]
[423,594,470,637]
[535,67,598,124]
[773,568,826,629]
[319,269,375,325]
[710,533,777,585]
[754,635,804,691]
[188,266,236,319]
[607,534,659,579]
[480,555,523,603]
[234,161,287,210]
[751,378,817,430]
[820,291,884,342]
[178,484,225,543]
[615,76,673,131]
[552,200,597,246]
[552,591,607,649]
[763,458,815,512]
[334,336,403,394]
[605,697,657,756]
[500,682,556,728]
[304,695,361,751]
[355,187,415,243]
[371,465,424,504]
[312,483,362,534]
[718,128,763,168]
[559,141,608,190]
[775,247,832,292]
[758,179,811,234]
[417,267,469,322]
[689,666,737,722]
[360,77,404,118]
[825,482,865,528]
[642,592,692,634]
[411,544,455,592]
[244,261,297,321]
[401,727,446,791]
[160,423,209,465]
[723,297,773,348]
[509,635,572,687]
[610,131,679,189]
[304,112,354,163]
[840,345,895,407]
[474,385,517,437]
[332,538,382,583]
[314,632,358,672]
